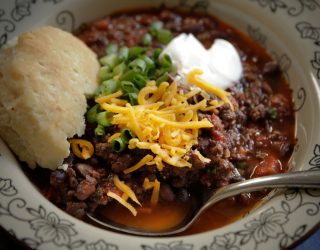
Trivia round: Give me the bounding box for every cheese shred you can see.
[107,191,138,216]
[94,72,231,210]
[113,175,141,206]
[150,179,160,206]
[69,139,94,160]
[123,154,154,174]
[143,178,161,206]
[187,68,234,110]
[99,80,214,170]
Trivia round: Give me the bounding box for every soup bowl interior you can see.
[0,0,320,249]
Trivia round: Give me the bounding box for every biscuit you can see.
[0,26,99,169]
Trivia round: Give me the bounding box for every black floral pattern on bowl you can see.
[251,0,320,16]
[0,178,118,249]
[0,0,74,47]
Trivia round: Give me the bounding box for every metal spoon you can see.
[86,170,320,236]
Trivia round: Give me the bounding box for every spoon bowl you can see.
[86,170,320,236]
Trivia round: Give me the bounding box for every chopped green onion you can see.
[120,70,136,82]
[98,65,112,81]
[95,36,175,103]
[105,43,118,55]
[160,54,172,70]
[140,55,155,75]
[119,46,129,61]
[121,81,139,94]
[86,104,99,123]
[129,58,146,73]
[99,54,120,68]
[207,166,217,174]
[126,92,138,105]
[120,128,136,143]
[95,124,105,137]
[156,72,169,85]
[267,107,278,120]
[96,111,112,127]
[112,137,126,152]
[96,79,120,96]
[128,47,146,60]
[235,161,247,169]
[142,33,152,46]
[150,21,163,36]
[132,74,147,89]
[113,62,126,77]
[156,28,172,44]
[153,48,162,61]
[140,54,155,66]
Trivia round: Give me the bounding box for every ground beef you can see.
[95,142,138,173]
[75,163,106,179]
[75,175,97,201]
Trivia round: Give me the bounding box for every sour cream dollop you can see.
[161,33,243,89]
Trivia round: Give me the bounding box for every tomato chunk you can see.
[251,155,282,178]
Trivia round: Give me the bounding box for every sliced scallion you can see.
[126,92,138,105]
[86,104,99,123]
[95,124,105,137]
[267,107,278,120]
[98,65,113,81]
[112,137,126,152]
[142,33,152,46]
[132,74,147,89]
[96,79,120,96]
[119,46,129,61]
[156,72,169,85]
[160,53,172,70]
[150,21,163,36]
[235,161,247,169]
[128,47,146,60]
[100,54,120,68]
[153,48,162,61]
[129,58,146,73]
[120,128,136,143]
[105,43,118,55]
[121,81,139,94]
[113,62,126,78]
[156,28,172,44]
[120,70,135,82]
[96,111,112,127]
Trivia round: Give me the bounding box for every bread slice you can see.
[0,26,99,169]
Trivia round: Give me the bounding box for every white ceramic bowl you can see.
[1,0,320,249]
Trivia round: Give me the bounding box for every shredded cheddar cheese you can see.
[98,81,214,171]
[107,132,121,142]
[187,68,234,110]
[95,90,124,104]
[123,154,154,174]
[194,149,211,163]
[69,139,94,160]
[150,179,160,206]
[94,74,228,209]
[143,178,154,190]
[107,191,137,216]
[113,175,141,206]
[143,178,160,206]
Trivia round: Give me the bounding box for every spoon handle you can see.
[204,170,320,209]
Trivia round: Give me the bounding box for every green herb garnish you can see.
[235,161,247,169]
[267,107,278,120]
